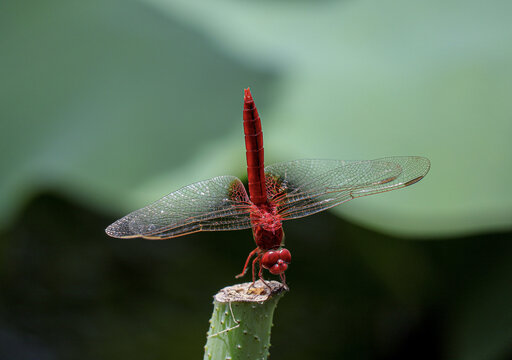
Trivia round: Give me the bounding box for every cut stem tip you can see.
[214,280,287,303]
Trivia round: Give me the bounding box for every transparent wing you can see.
[264,156,430,220]
[105,176,252,239]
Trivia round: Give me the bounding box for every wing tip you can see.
[105,220,138,239]
[105,222,122,238]
[413,156,431,178]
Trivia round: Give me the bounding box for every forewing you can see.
[265,156,430,220]
[105,176,252,239]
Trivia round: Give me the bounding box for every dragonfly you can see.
[106,88,430,286]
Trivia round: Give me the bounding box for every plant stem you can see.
[203,280,287,360]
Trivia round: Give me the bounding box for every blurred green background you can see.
[1,0,511,359]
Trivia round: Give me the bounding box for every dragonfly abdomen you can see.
[243,88,267,206]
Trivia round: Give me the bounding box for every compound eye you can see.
[261,251,279,269]
[269,261,288,275]
[278,248,291,263]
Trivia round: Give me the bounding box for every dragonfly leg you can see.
[279,272,289,290]
[250,253,263,287]
[236,248,259,279]
[257,261,272,291]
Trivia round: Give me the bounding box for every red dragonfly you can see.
[106,88,430,285]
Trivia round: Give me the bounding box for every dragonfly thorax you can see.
[250,204,284,250]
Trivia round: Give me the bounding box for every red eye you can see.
[269,261,288,275]
[278,248,291,263]
[261,251,279,269]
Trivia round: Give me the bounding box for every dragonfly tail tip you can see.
[244,87,252,101]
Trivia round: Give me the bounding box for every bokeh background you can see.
[1,0,511,359]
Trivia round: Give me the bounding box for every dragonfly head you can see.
[261,248,291,275]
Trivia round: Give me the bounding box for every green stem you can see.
[203,280,287,360]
